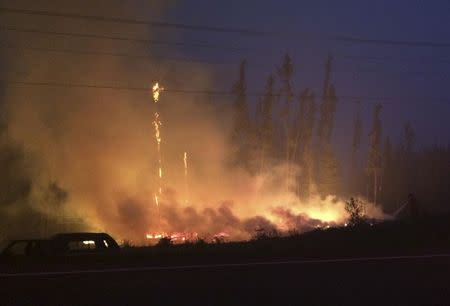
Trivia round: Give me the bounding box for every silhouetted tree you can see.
[296,89,316,198]
[400,122,416,197]
[277,54,295,190]
[351,101,362,192]
[317,55,333,144]
[231,60,251,168]
[257,74,275,172]
[402,122,416,154]
[278,54,295,121]
[367,103,382,206]
[316,55,339,195]
[317,146,340,195]
[323,84,337,142]
[381,136,395,211]
[304,92,317,195]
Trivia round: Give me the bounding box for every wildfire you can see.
[145,231,235,244]
[152,82,164,211]
[152,82,163,103]
[184,151,188,204]
[146,231,199,243]
[213,232,230,240]
[138,80,383,243]
[153,113,162,147]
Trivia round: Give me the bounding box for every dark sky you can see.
[159,0,450,150]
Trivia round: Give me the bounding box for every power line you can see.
[341,54,450,64]
[4,44,450,78]
[0,44,239,66]
[1,26,244,52]
[0,7,266,35]
[328,35,450,48]
[3,80,450,104]
[4,26,450,67]
[2,7,450,48]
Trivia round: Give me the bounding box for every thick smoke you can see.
[0,1,385,243]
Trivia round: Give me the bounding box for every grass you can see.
[2,213,450,273]
[110,213,450,265]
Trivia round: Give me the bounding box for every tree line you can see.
[230,54,450,214]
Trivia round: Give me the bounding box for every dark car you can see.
[1,232,120,257]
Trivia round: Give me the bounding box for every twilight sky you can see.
[161,0,450,149]
[2,0,450,150]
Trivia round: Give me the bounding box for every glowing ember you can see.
[146,231,199,243]
[213,232,230,240]
[152,82,164,103]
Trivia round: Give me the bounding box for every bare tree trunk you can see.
[366,181,370,204]
[374,169,378,206]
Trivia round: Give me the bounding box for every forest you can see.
[229,54,450,215]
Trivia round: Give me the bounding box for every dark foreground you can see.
[1,254,450,306]
[2,217,450,305]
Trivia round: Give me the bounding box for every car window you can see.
[6,241,28,255]
[67,240,97,251]
[102,239,109,248]
[103,236,119,249]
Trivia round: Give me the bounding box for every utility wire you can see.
[1,25,244,52]
[2,7,450,48]
[0,7,267,35]
[3,26,450,66]
[3,44,450,78]
[3,80,450,104]
[342,54,450,64]
[0,44,238,66]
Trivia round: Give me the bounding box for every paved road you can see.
[1,254,449,305]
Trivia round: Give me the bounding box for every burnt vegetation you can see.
[2,214,450,272]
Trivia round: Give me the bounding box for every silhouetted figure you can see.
[392,193,420,220]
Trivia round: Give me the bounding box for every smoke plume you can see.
[0,1,384,243]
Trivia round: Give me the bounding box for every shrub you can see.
[156,237,172,247]
[345,197,365,226]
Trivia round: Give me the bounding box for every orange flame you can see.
[152,82,164,103]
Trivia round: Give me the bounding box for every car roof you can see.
[50,232,112,240]
[8,239,48,243]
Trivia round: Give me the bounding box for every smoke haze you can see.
[0,0,385,243]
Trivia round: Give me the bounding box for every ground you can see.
[1,255,450,305]
[2,217,450,305]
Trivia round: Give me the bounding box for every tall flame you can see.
[152,82,164,220]
[184,151,188,204]
[152,82,163,103]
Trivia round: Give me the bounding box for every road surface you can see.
[1,254,449,305]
